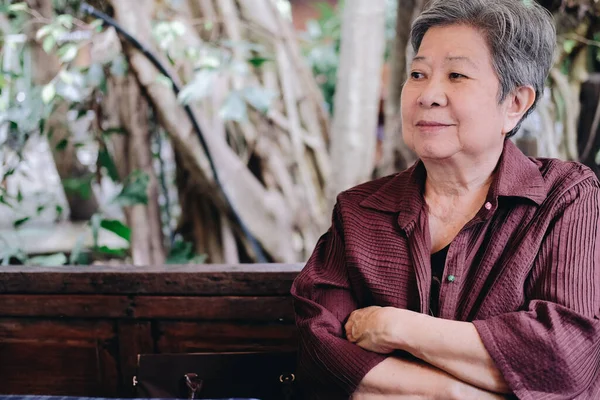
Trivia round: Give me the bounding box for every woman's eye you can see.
[410,71,424,79]
[449,72,466,80]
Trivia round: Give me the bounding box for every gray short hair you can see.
[411,0,556,137]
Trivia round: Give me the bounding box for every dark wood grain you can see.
[0,264,303,295]
[0,264,302,397]
[132,296,295,321]
[0,319,117,396]
[156,321,298,353]
[0,294,131,318]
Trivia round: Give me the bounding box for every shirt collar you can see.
[359,140,547,229]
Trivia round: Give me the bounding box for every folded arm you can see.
[292,202,506,399]
[347,178,600,399]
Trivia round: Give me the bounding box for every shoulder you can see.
[536,158,600,197]
[336,174,399,205]
[534,158,600,211]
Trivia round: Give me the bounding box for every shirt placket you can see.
[438,230,469,319]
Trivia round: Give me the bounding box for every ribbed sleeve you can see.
[291,203,387,399]
[473,178,600,400]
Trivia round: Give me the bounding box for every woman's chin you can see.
[416,144,458,161]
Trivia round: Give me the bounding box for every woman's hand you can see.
[345,306,416,354]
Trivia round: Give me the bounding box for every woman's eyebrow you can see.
[411,55,479,70]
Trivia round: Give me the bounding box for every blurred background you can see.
[0,0,598,266]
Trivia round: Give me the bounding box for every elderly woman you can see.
[291,0,600,399]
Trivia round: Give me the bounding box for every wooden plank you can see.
[0,318,116,340]
[156,321,298,353]
[117,321,155,396]
[0,294,131,318]
[132,296,295,321]
[0,264,303,295]
[0,319,118,396]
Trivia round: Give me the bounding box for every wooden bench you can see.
[0,264,302,397]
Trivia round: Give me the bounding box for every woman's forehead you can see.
[414,25,493,67]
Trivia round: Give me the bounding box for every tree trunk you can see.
[108,0,327,262]
[377,0,423,177]
[327,0,387,206]
[26,0,99,221]
[115,76,166,265]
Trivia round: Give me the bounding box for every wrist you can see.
[394,310,431,357]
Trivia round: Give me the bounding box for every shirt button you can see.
[447,275,456,283]
[484,202,492,210]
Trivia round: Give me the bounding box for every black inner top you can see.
[430,245,449,317]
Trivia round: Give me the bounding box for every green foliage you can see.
[62,175,95,200]
[112,170,150,207]
[166,237,207,264]
[100,219,131,242]
[162,20,277,121]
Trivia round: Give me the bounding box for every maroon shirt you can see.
[291,140,600,399]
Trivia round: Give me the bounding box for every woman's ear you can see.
[503,86,536,134]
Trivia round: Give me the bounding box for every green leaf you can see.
[28,253,68,266]
[56,14,74,29]
[0,195,13,209]
[177,70,216,104]
[42,83,56,104]
[39,118,46,134]
[3,168,16,180]
[191,254,207,264]
[166,239,194,264]
[242,86,276,114]
[98,148,120,182]
[55,205,64,219]
[62,176,93,199]
[58,44,78,63]
[95,246,127,257]
[8,2,28,12]
[36,24,54,40]
[58,69,75,85]
[112,171,149,207]
[42,35,56,53]
[13,217,30,229]
[563,39,576,55]
[55,138,69,151]
[16,187,23,203]
[100,219,131,242]
[247,56,272,68]
[36,205,46,215]
[90,19,103,32]
[219,91,247,122]
[90,213,102,248]
[102,127,126,136]
[170,21,186,36]
[166,238,207,264]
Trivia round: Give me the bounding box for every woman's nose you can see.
[417,80,448,108]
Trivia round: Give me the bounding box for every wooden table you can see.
[0,264,302,397]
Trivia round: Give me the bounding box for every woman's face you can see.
[401,24,513,162]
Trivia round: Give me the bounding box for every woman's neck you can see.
[422,151,501,199]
